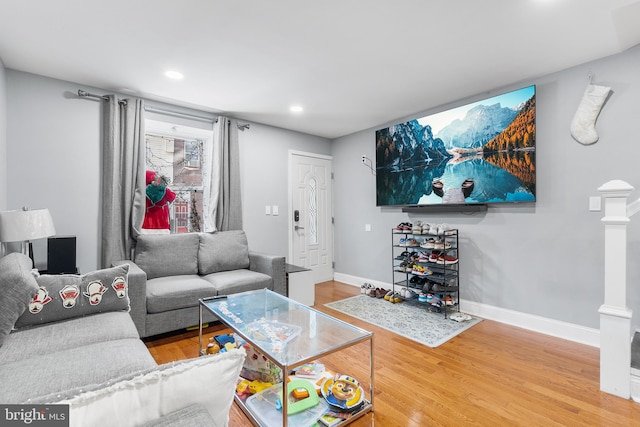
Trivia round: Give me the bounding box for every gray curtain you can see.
[214,116,242,231]
[101,95,146,268]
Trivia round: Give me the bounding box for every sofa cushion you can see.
[135,233,200,279]
[0,311,140,365]
[198,230,250,275]
[146,275,216,314]
[14,264,130,329]
[202,269,273,295]
[139,403,214,427]
[0,253,41,347]
[0,338,157,404]
[55,348,246,427]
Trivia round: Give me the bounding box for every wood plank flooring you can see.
[145,281,640,426]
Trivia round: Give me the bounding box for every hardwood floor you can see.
[145,281,640,426]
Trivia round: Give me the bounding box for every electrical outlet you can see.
[361,155,366,163]
[265,205,271,215]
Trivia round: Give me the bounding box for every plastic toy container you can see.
[246,380,328,427]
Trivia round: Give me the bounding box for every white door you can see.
[289,152,333,284]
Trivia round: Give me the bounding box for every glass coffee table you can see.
[199,289,374,427]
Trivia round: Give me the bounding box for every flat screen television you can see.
[375,85,535,207]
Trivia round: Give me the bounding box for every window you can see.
[144,119,213,234]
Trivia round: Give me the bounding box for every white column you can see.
[598,180,634,398]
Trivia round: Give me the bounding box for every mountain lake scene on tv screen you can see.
[376,85,536,206]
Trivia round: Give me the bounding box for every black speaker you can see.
[47,236,76,274]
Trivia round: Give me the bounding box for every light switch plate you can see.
[272,205,279,216]
[589,196,602,211]
[265,205,271,215]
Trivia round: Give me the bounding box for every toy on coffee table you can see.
[320,374,365,411]
[206,333,240,354]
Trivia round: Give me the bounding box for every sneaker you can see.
[418,292,427,303]
[449,312,472,322]
[384,290,394,301]
[399,287,414,299]
[421,238,436,249]
[394,250,411,260]
[437,223,452,236]
[417,251,430,263]
[412,264,425,275]
[361,282,373,294]
[412,221,422,234]
[428,224,438,235]
[433,239,452,250]
[397,260,411,272]
[436,253,459,265]
[405,238,419,247]
[444,295,455,306]
[428,250,441,263]
[390,292,402,303]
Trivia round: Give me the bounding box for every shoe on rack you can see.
[394,250,411,260]
[428,250,441,263]
[437,223,452,236]
[428,224,438,235]
[421,238,436,249]
[412,264,426,275]
[444,295,455,306]
[418,292,427,303]
[436,253,459,265]
[433,239,452,250]
[393,223,405,233]
[412,220,422,234]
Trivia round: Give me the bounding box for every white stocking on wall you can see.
[570,84,611,145]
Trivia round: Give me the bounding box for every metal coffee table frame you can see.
[199,289,374,426]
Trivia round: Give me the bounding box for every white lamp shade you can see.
[0,209,56,242]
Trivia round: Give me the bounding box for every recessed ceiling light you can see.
[165,70,184,80]
[290,105,304,113]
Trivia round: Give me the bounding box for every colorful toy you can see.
[320,374,364,411]
[236,379,251,395]
[248,380,274,394]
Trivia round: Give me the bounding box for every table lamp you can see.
[0,208,56,265]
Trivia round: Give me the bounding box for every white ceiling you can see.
[1,0,639,139]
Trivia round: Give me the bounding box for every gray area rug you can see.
[324,295,482,348]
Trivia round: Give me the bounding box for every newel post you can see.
[598,180,634,398]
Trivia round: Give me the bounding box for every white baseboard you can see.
[333,272,600,348]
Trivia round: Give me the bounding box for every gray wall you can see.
[5,71,332,273]
[0,57,6,211]
[331,45,640,331]
[239,123,331,257]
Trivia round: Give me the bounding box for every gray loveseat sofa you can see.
[0,252,246,426]
[117,230,286,338]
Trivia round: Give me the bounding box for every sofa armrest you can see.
[112,260,147,338]
[248,252,286,296]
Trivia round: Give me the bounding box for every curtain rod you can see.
[77,89,250,130]
[77,89,109,101]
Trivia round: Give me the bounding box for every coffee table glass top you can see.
[201,289,372,366]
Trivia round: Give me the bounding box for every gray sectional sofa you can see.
[117,230,286,338]
[0,252,246,426]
